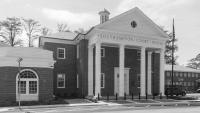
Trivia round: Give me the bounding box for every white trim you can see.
[114,67,130,95]
[57,74,65,88]
[16,69,39,101]
[57,48,65,59]
[101,48,105,57]
[101,73,105,88]
[95,7,170,39]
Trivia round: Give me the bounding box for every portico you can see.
[85,7,169,97]
[87,32,167,97]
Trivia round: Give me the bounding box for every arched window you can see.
[16,69,39,101]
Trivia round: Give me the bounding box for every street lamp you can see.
[17,57,23,110]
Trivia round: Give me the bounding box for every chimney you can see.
[98,9,110,24]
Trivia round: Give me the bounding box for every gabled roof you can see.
[44,32,78,40]
[93,7,170,39]
[165,64,200,73]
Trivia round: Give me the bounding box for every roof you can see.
[44,32,78,40]
[165,64,200,73]
[0,41,9,47]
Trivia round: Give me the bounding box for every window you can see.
[101,48,105,57]
[29,81,37,94]
[18,81,26,94]
[16,69,38,101]
[188,82,191,86]
[175,72,179,77]
[77,44,79,59]
[191,82,194,86]
[57,48,65,59]
[167,72,170,76]
[196,73,198,77]
[184,82,187,86]
[188,73,191,77]
[192,73,194,77]
[137,51,141,60]
[180,72,183,77]
[184,72,187,77]
[57,74,65,88]
[101,73,105,88]
[137,74,140,88]
[77,74,79,88]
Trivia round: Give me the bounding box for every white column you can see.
[119,44,125,96]
[160,49,165,95]
[147,52,152,95]
[88,45,94,96]
[140,47,146,96]
[95,42,101,96]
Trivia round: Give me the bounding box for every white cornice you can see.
[95,28,168,42]
[0,57,56,68]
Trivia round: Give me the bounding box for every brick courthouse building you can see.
[39,7,169,98]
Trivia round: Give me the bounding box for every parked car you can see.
[165,87,186,96]
[197,88,200,93]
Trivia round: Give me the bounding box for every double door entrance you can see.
[114,67,130,95]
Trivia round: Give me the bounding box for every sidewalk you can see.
[0,99,200,112]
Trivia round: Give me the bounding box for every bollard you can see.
[139,93,141,100]
[98,93,100,101]
[107,93,109,101]
[132,93,134,100]
[146,93,147,100]
[166,93,168,99]
[116,93,118,100]
[153,93,155,100]
[160,93,162,99]
[124,93,126,100]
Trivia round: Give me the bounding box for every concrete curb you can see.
[1,100,200,111]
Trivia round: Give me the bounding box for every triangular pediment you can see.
[95,7,169,38]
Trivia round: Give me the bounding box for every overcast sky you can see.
[0,0,200,66]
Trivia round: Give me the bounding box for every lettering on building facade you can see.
[98,34,164,45]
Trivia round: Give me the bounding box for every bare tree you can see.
[22,18,41,47]
[74,28,88,34]
[40,27,52,36]
[57,23,70,32]
[0,17,23,46]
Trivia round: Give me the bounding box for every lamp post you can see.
[17,57,23,110]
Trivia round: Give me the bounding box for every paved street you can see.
[2,99,200,113]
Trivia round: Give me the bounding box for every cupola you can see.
[98,9,110,24]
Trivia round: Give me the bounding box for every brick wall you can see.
[76,39,88,97]
[0,67,53,103]
[44,41,160,97]
[92,46,160,96]
[44,42,76,97]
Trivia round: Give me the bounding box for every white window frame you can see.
[77,44,79,59]
[137,51,141,60]
[101,48,105,57]
[57,74,65,88]
[101,73,105,88]
[16,69,39,101]
[77,74,79,88]
[57,48,65,59]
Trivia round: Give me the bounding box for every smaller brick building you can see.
[0,47,55,102]
[165,65,200,93]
